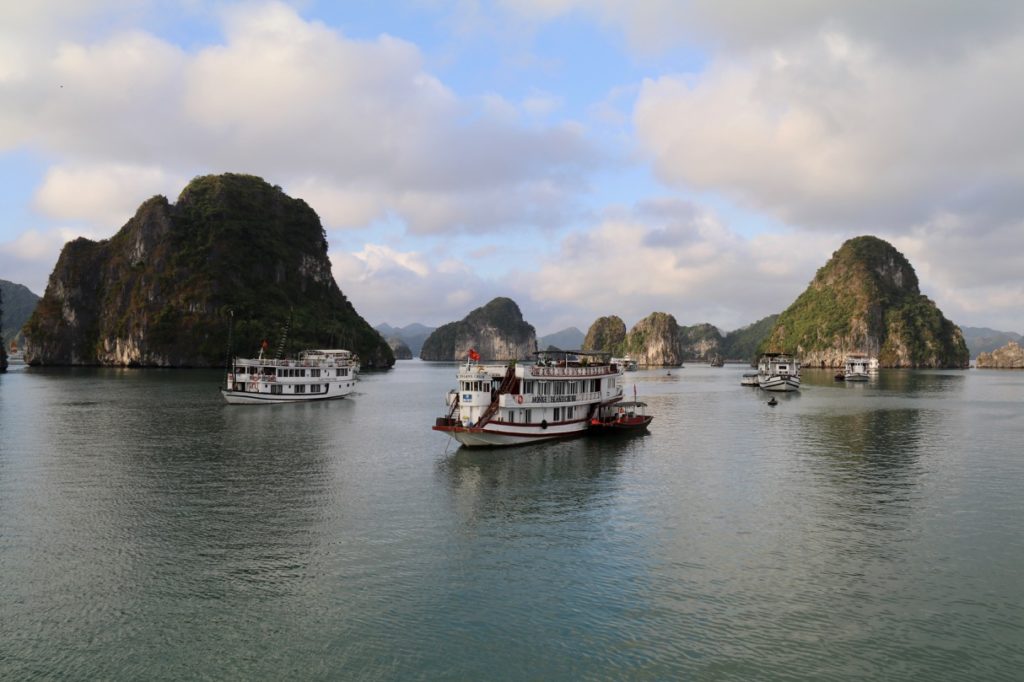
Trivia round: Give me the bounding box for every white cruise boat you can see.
[433,349,624,447]
[757,353,801,392]
[221,348,359,404]
[612,356,638,371]
[843,354,871,381]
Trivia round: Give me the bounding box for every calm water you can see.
[1,362,1022,680]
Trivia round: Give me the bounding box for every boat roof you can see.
[616,401,647,407]
[533,349,612,358]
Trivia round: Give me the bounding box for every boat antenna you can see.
[275,308,293,359]
[223,308,234,384]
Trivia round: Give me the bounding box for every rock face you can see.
[539,326,585,351]
[1,280,40,348]
[678,323,724,361]
[976,341,1024,368]
[24,173,394,368]
[387,337,413,360]
[420,297,536,361]
[622,312,684,366]
[758,236,969,368]
[585,313,745,364]
[583,316,627,352]
[721,315,778,362]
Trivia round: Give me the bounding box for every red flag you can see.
[468,348,480,361]
[261,339,269,350]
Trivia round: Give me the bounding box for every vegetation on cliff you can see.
[583,316,627,353]
[387,337,413,360]
[758,236,968,368]
[1,280,39,348]
[420,297,536,361]
[24,173,393,368]
[622,312,684,366]
[721,315,779,363]
[976,341,1024,368]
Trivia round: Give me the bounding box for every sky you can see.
[2,1,1023,336]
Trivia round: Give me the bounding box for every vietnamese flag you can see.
[468,348,480,361]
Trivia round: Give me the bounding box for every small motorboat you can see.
[767,397,778,406]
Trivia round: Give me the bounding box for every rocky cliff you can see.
[621,312,684,366]
[420,297,536,361]
[678,323,724,362]
[976,341,1024,368]
[387,336,413,360]
[758,236,969,368]
[583,316,627,352]
[1,280,39,348]
[24,173,393,368]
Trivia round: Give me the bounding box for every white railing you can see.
[528,365,614,378]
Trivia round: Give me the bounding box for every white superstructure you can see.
[221,348,359,404]
[433,350,624,447]
[757,353,801,392]
[843,354,871,381]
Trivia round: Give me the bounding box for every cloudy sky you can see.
[2,1,1022,335]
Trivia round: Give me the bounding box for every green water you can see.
[1,363,1022,680]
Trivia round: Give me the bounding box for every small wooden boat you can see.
[589,401,652,434]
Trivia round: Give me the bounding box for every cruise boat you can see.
[757,353,801,392]
[842,354,871,381]
[612,356,638,371]
[433,349,625,447]
[221,348,359,404]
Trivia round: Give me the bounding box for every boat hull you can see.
[844,372,870,382]
[758,376,800,392]
[221,389,349,405]
[433,420,588,448]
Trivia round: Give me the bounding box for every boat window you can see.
[311,369,321,377]
[522,380,534,394]
[295,385,306,394]
[524,409,532,423]
[553,407,561,421]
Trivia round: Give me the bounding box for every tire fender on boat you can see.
[541,420,548,430]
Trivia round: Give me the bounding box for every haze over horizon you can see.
[2,1,1022,334]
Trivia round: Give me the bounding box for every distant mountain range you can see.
[538,327,585,350]
[961,327,1023,358]
[375,323,436,357]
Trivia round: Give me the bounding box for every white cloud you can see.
[634,31,1024,231]
[3,1,598,236]
[34,164,185,228]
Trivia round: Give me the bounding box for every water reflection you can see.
[439,436,641,528]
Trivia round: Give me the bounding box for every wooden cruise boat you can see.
[221,348,359,404]
[433,349,625,447]
[612,356,638,371]
[842,354,871,381]
[757,353,801,392]
[588,401,652,434]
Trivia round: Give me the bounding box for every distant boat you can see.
[757,353,801,392]
[741,372,760,387]
[842,354,871,382]
[709,354,724,367]
[612,356,638,371]
[221,348,359,404]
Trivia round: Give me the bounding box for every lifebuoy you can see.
[515,394,524,404]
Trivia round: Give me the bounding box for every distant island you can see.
[23,174,393,368]
[420,297,536,361]
[758,236,969,368]
[976,341,1024,369]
